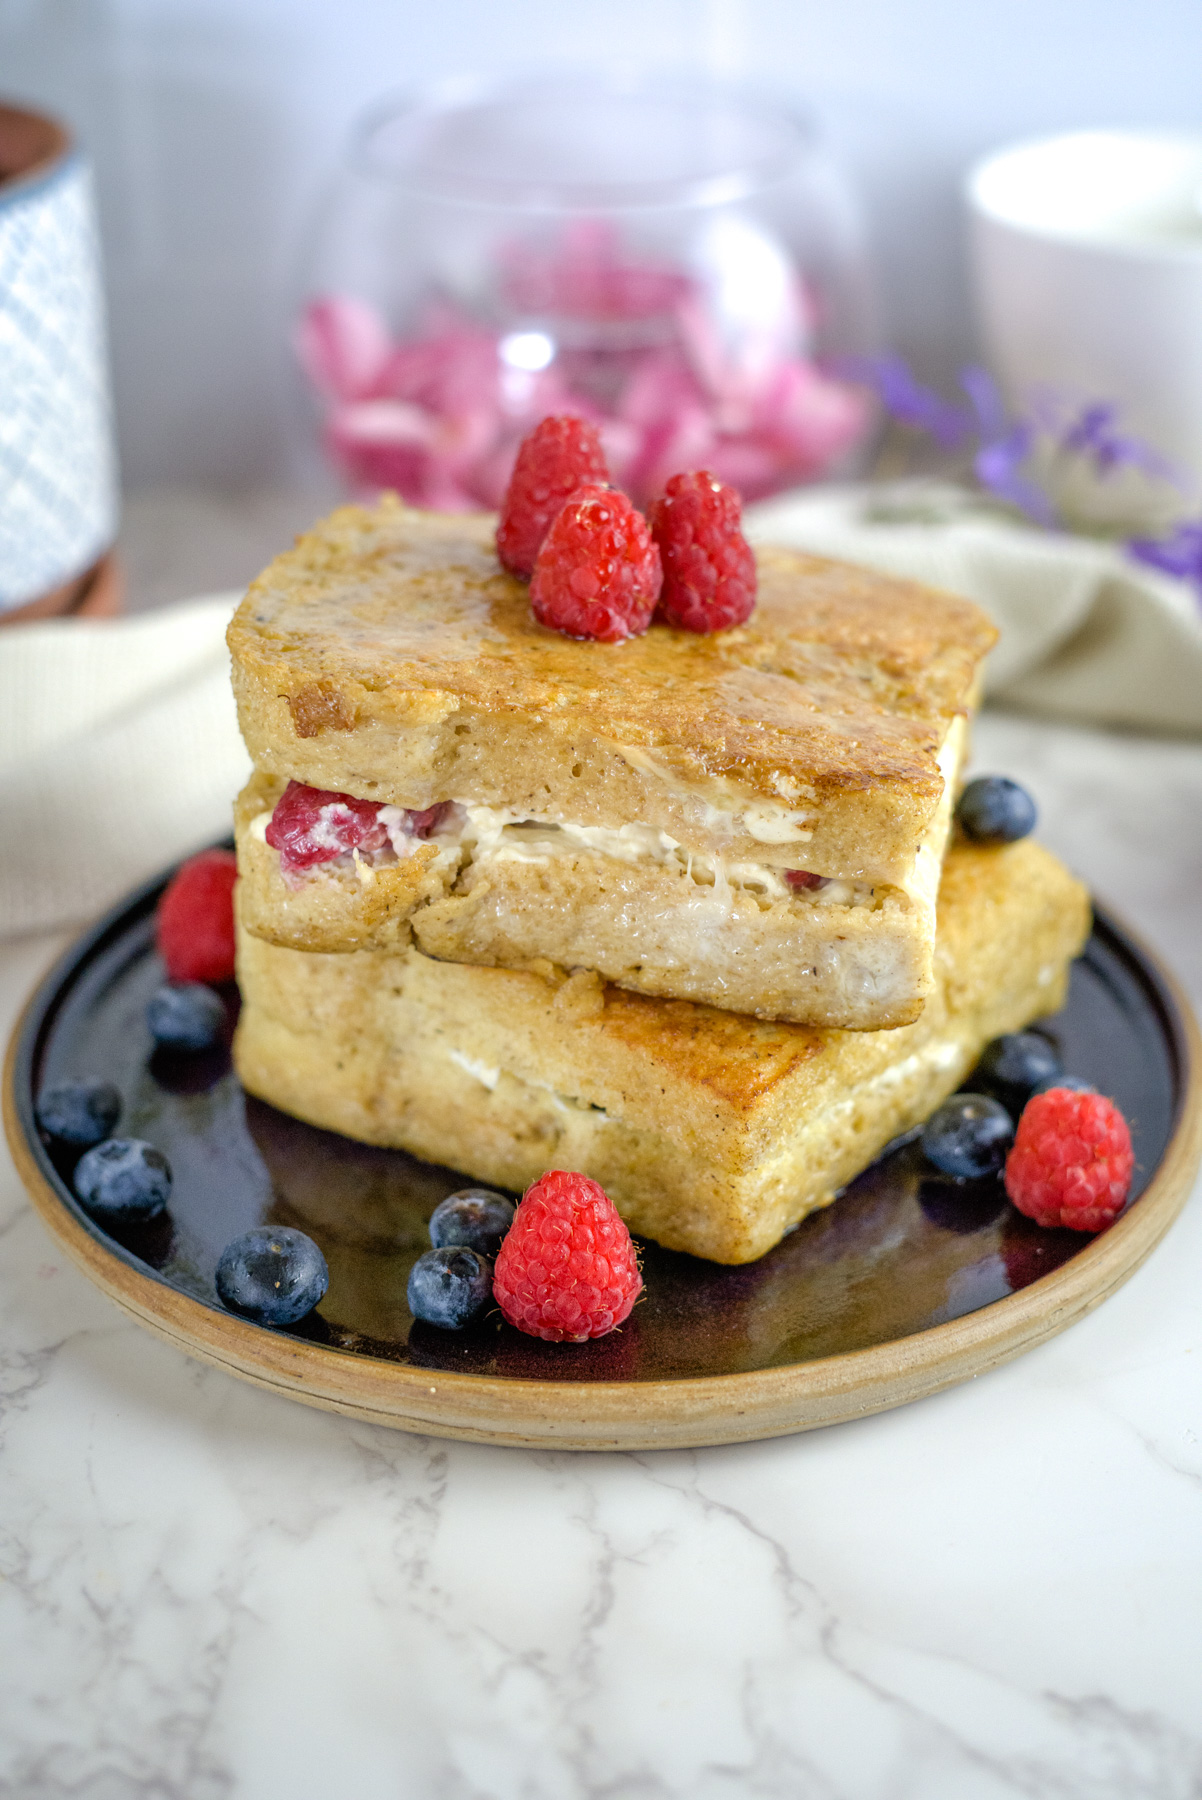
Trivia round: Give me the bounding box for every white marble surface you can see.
[3,500,1202,1798]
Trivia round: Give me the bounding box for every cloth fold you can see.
[0,595,247,940]
[745,484,1202,735]
[2,485,1199,944]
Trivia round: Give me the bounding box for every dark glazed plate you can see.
[4,858,1200,1449]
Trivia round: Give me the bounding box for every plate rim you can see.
[5,866,1201,1451]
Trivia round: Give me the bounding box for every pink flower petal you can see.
[596,418,642,489]
[296,296,393,403]
[301,255,873,511]
[330,399,437,447]
[675,293,736,401]
[704,439,792,502]
[499,218,692,322]
[753,362,871,472]
[626,402,717,508]
[617,349,707,430]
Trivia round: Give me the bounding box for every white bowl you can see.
[967,130,1202,505]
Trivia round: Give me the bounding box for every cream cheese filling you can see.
[452,806,877,907]
[444,1048,613,1122]
[447,1049,500,1090]
[253,715,962,912]
[250,801,874,905]
[610,744,819,844]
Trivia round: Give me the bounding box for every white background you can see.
[3,0,1202,490]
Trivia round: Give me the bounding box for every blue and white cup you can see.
[0,103,119,616]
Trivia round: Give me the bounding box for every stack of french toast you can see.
[226,499,1089,1265]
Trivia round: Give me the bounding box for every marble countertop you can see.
[2,492,1202,1799]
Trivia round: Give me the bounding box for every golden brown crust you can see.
[227,500,996,878]
[287,681,356,738]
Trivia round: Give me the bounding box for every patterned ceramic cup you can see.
[0,102,119,618]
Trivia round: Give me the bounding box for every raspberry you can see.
[1004,1088,1135,1231]
[497,415,610,577]
[156,849,237,985]
[265,780,389,874]
[493,1169,643,1341]
[530,485,662,643]
[406,803,452,839]
[648,470,757,633]
[785,870,829,892]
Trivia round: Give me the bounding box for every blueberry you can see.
[408,1246,492,1330]
[975,1031,1063,1107]
[956,776,1037,845]
[922,1094,1014,1180]
[918,1179,1008,1233]
[428,1188,515,1256]
[147,982,226,1052]
[74,1138,172,1221]
[36,1078,121,1147]
[1031,1073,1097,1097]
[215,1227,329,1326]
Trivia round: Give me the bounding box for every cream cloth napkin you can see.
[0,594,248,941]
[746,483,1202,735]
[3,487,1201,944]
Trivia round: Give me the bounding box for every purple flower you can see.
[973,425,1056,526]
[1127,520,1202,595]
[958,365,1008,441]
[842,355,974,450]
[1059,401,1179,482]
[957,366,1056,525]
[843,351,1190,539]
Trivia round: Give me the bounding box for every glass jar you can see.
[296,72,878,511]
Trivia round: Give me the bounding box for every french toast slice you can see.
[233,839,1090,1264]
[228,500,994,1028]
[228,500,993,881]
[234,728,961,1028]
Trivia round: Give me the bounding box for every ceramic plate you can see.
[5,857,1200,1449]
